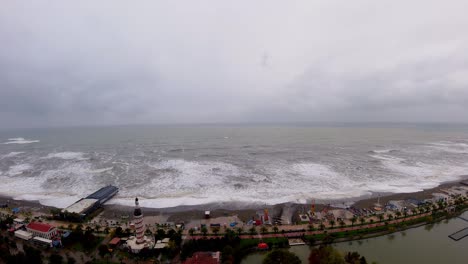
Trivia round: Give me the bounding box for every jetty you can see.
[448,227,468,241]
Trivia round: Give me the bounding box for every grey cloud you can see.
[1,1,468,128]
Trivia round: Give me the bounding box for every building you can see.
[26,222,57,239]
[15,230,33,240]
[125,197,155,253]
[32,236,53,248]
[63,185,119,217]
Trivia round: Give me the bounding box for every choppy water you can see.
[0,124,467,208]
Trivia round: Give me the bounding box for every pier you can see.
[449,227,468,241]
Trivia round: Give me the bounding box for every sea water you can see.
[0,123,467,209]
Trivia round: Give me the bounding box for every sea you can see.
[0,123,468,209]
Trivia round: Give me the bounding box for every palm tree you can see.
[329,220,335,229]
[339,220,345,229]
[273,226,279,234]
[249,227,257,236]
[236,227,243,236]
[308,224,314,232]
[359,218,366,225]
[387,214,393,221]
[260,226,268,234]
[395,211,402,218]
[212,227,220,236]
[351,216,357,226]
[188,228,195,236]
[201,227,208,237]
[319,223,325,230]
[370,219,374,224]
[378,214,384,222]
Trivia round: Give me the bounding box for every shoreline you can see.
[2,176,468,223]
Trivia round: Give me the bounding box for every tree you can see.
[329,220,335,229]
[339,220,345,229]
[263,249,301,264]
[351,216,357,226]
[309,245,345,264]
[249,227,257,236]
[236,227,243,236]
[67,257,76,264]
[49,254,64,264]
[378,214,384,222]
[308,224,314,231]
[188,228,195,236]
[212,227,220,236]
[221,245,234,264]
[319,223,326,230]
[201,227,208,237]
[273,226,279,234]
[359,218,365,225]
[260,226,268,234]
[98,244,109,258]
[395,211,402,218]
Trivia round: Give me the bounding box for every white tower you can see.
[133,197,145,244]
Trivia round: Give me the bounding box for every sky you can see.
[1,1,468,128]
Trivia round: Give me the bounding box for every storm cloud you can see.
[1,1,468,128]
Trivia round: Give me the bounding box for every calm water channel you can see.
[242,211,468,264]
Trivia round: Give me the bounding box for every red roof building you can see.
[26,222,57,239]
[183,252,220,264]
[109,237,121,246]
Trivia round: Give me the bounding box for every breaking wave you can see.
[44,152,87,160]
[3,138,40,144]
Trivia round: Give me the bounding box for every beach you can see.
[2,177,467,227]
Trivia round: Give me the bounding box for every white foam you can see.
[3,138,40,144]
[1,152,25,159]
[372,149,394,154]
[7,164,32,176]
[427,141,468,154]
[44,152,87,160]
[90,167,113,174]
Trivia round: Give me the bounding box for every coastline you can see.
[2,175,467,223]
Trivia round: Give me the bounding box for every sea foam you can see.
[3,138,40,144]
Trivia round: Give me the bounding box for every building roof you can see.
[63,198,98,214]
[27,222,55,233]
[86,185,118,200]
[109,237,121,245]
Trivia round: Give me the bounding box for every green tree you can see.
[273,226,279,234]
[378,214,384,222]
[359,218,366,225]
[263,249,301,264]
[98,244,109,258]
[309,245,345,264]
[249,227,257,236]
[351,216,357,226]
[339,220,345,229]
[260,226,268,234]
[49,254,63,264]
[329,220,335,229]
[201,227,208,236]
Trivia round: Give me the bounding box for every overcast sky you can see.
[1,1,468,128]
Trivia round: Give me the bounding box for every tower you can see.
[134,197,145,244]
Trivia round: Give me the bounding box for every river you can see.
[242,211,468,264]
